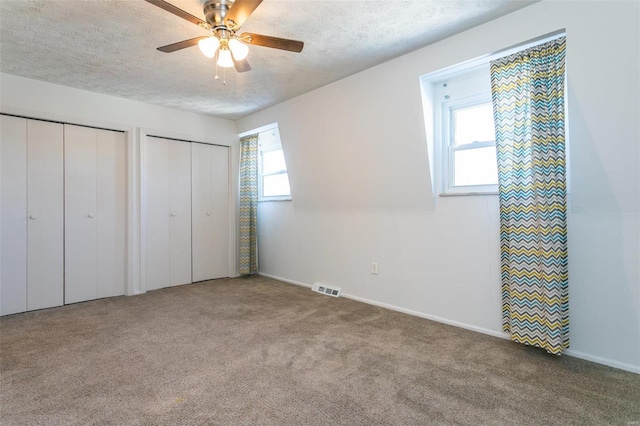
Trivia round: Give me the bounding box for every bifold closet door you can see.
[27,120,65,311]
[191,143,229,282]
[146,137,191,290]
[2,117,64,315]
[64,125,126,304]
[1,116,28,315]
[95,129,126,299]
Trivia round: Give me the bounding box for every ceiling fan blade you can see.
[144,0,206,26]
[157,37,208,53]
[233,57,252,73]
[242,33,304,53]
[224,0,263,29]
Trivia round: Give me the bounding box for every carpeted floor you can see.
[1,275,639,425]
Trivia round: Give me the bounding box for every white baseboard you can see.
[258,273,639,375]
[563,349,640,374]
[258,273,312,289]
[341,292,511,341]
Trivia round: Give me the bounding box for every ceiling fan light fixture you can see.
[217,48,234,68]
[145,0,304,75]
[228,38,249,60]
[198,36,220,58]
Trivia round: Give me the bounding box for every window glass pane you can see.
[453,146,498,186]
[263,173,291,197]
[262,149,286,174]
[453,103,495,146]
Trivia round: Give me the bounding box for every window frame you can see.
[423,33,566,198]
[441,93,498,195]
[258,143,291,202]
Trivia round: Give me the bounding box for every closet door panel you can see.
[64,125,98,304]
[191,143,213,282]
[96,129,126,298]
[192,144,229,282]
[208,145,229,279]
[0,116,28,315]
[168,140,192,287]
[145,137,171,291]
[210,146,229,278]
[27,120,64,311]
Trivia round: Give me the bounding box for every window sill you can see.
[258,197,292,202]
[439,192,498,197]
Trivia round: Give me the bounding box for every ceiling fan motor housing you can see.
[203,0,234,28]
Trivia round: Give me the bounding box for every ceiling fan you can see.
[144,0,304,74]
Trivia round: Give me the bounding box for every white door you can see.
[1,115,28,315]
[168,140,192,287]
[145,137,170,291]
[95,129,126,299]
[146,137,191,290]
[65,125,126,304]
[65,125,97,304]
[191,143,229,282]
[27,120,64,311]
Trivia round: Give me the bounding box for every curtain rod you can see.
[422,29,566,83]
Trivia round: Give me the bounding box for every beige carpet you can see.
[1,275,638,425]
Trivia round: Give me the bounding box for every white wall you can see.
[0,74,237,142]
[237,0,640,373]
[0,73,241,294]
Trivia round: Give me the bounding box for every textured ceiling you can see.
[0,0,536,120]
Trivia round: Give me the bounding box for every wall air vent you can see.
[311,283,342,297]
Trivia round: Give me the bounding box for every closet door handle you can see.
[29,214,38,220]
[170,213,177,217]
[206,212,211,216]
[88,214,95,219]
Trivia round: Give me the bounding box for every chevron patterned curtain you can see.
[490,37,568,355]
[239,133,259,275]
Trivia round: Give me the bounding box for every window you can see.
[261,148,290,198]
[258,126,291,201]
[444,98,498,192]
[424,64,499,195]
[421,33,567,197]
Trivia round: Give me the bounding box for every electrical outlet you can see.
[371,262,379,275]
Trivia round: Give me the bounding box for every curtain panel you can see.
[239,133,259,275]
[490,37,569,354]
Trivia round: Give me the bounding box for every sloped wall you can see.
[237,1,640,372]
